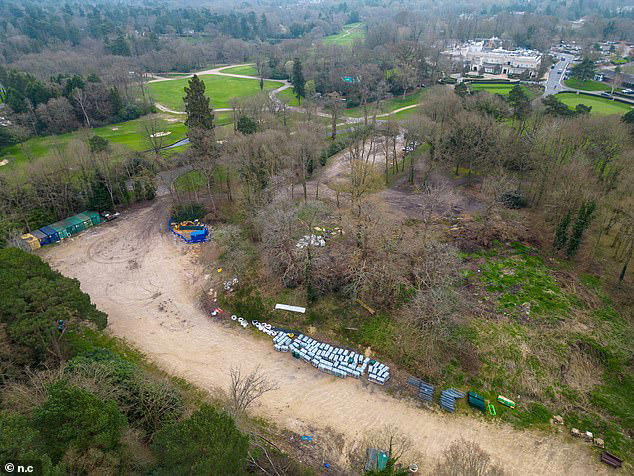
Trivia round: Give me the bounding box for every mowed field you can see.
[0,112,231,168]
[556,92,633,115]
[563,78,613,91]
[343,89,424,117]
[323,22,365,46]
[469,82,543,99]
[147,75,283,111]
[219,64,257,76]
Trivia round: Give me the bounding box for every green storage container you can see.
[75,213,93,229]
[50,222,70,240]
[82,211,102,226]
[468,391,486,413]
[61,216,84,235]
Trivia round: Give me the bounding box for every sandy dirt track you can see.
[40,199,607,475]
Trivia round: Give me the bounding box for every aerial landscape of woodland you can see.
[0,0,633,474]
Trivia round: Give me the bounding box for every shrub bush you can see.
[499,190,528,209]
[152,405,249,475]
[171,202,206,222]
[33,381,127,462]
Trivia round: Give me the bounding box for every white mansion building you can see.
[446,38,543,77]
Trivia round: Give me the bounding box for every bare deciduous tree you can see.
[435,438,506,476]
[229,365,278,415]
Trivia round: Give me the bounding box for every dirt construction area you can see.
[41,198,608,475]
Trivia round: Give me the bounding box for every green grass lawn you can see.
[0,112,231,168]
[563,78,613,91]
[277,87,300,106]
[469,83,543,99]
[147,75,283,111]
[173,170,206,193]
[391,106,420,120]
[344,89,425,118]
[219,65,257,76]
[323,22,365,46]
[555,92,633,116]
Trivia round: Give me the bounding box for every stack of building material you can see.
[280,332,387,384]
[407,376,435,401]
[367,361,390,385]
[273,332,293,352]
[439,388,466,413]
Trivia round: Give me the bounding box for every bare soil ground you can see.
[41,197,608,475]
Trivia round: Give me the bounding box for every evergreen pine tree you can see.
[566,201,596,257]
[291,58,305,105]
[554,209,572,250]
[183,75,214,131]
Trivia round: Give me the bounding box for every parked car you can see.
[557,70,562,74]
[622,89,634,95]
[600,92,612,98]
[101,211,120,221]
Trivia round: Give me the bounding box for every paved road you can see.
[543,53,575,97]
[542,54,634,107]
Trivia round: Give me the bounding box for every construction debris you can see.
[439,388,466,413]
[223,277,239,292]
[275,304,306,313]
[296,234,326,249]
[260,327,390,385]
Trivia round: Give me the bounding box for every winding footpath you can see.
[148,63,423,120]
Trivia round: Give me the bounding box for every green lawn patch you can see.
[479,243,570,318]
[343,89,424,117]
[0,112,231,168]
[147,75,283,111]
[563,78,612,91]
[219,65,257,76]
[277,87,300,106]
[555,92,632,116]
[173,170,206,193]
[323,22,365,46]
[470,83,543,99]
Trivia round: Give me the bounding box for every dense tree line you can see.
[0,66,152,146]
[0,136,158,247]
[0,248,269,474]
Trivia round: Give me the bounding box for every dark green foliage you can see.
[622,109,634,125]
[542,95,574,117]
[291,58,306,105]
[454,82,469,97]
[320,134,354,166]
[65,349,184,435]
[171,202,206,222]
[152,404,249,476]
[33,381,127,463]
[0,412,60,475]
[507,84,531,120]
[575,103,592,115]
[0,248,107,367]
[108,35,131,56]
[236,115,257,135]
[499,190,527,209]
[554,209,572,250]
[183,75,214,131]
[566,201,596,257]
[0,125,27,148]
[570,58,596,81]
[88,135,109,153]
[0,68,53,113]
[89,173,115,212]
